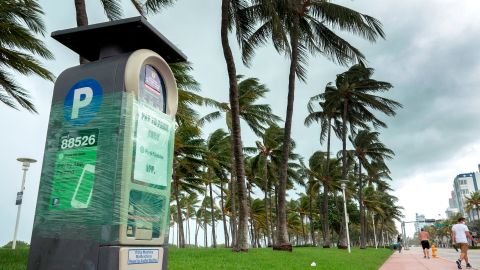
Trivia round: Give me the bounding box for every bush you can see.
[1,241,30,249]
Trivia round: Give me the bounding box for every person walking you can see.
[396,234,402,253]
[418,228,430,258]
[452,217,477,269]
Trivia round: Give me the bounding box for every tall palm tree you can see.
[243,0,386,250]
[349,129,394,248]
[326,63,400,247]
[74,0,176,63]
[219,0,253,251]
[305,87,343,248]
[201,75,280,249]
[0,0,54,112]
[203,129,231,248]
[172,123,205,248]
[309,80,378,248]
[251,124,284,246]
[168,61,216,248]
[465,192,480,221]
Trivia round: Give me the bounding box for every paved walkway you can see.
[380,247,479,270]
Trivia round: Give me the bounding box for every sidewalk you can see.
[379,247,478,270]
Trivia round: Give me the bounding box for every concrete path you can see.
[380,247,480,270]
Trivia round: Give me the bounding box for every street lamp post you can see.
[12,157,36,249]
[340,179,351,253]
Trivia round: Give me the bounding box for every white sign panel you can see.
[133,105,173,186]
[127,249,160,265]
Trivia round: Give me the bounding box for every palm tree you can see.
[249,198,267,247]
[168,61,215,248]
[203,129,231,248]
[171,62,219,126]
[349,129,394,248]
[180,193,200,246]
[172,123,205,248]
[243,0,386,250]
[305,89,342,248]
[323,63,401,247]
[0,0,54,112]
[465,192,480,221]
[251,124,284,246]
[219,0,253,251]
[73,0,176,63]
[201,75,280,249]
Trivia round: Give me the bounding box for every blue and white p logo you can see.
[64,79,103,126]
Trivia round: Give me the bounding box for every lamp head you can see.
[17,158,37,169]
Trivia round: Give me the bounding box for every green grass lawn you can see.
[0,247,392,270]
[0,248,29,270]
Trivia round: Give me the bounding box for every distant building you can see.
[446,190,459,218]
[452,172,480,221]
[415,213,426,232]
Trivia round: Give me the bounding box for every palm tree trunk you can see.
[186,208,190,246]
[359,164,366,249]
[209,181,217,248]
[220,180,230,247]
[275,15,300,252]
[204,187,209,247]
[300,214,306,245]
[74,0,89,64]
[269,189,276,246]
[338,97,349,249]
[228,134,237,248]
[248,184,256,248]
[195,220,199,247]
[323,119,332,248]
[173,170,185,248]
[221,0,249,252]
[309,194,316,246]
[171,216,175,245]
[264,159,272,246]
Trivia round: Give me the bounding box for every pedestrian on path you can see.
[419,228,430,259]
[452,217,477,269]
[397,234,402,253]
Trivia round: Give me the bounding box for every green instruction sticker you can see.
[49,129,98,210]
[133,105,174,187]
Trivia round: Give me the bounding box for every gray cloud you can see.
[1,0,480,244]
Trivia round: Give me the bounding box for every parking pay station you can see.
[27,17,185,270]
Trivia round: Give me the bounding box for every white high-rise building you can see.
[452,172,480,221]
[446,190,459,218]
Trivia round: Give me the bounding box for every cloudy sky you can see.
[1,0,480,245]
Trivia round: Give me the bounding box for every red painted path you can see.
[379,248,477,270]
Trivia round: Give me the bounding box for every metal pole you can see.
[401,221,408,251]
[372,213,377,249]
[12,158,36,250]
[341,182,351,253]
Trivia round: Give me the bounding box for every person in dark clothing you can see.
[397,234,402,253]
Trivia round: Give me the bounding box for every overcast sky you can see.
[1,0,480,245]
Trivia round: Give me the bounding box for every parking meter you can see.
[27,17,185,270]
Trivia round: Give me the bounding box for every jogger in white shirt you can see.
[452,217,477,269]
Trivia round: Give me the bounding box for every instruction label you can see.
[133,105,173,187]
[49,129,98,210]
[127,249,159,265]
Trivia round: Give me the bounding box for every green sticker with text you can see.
[49,129,98,210]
